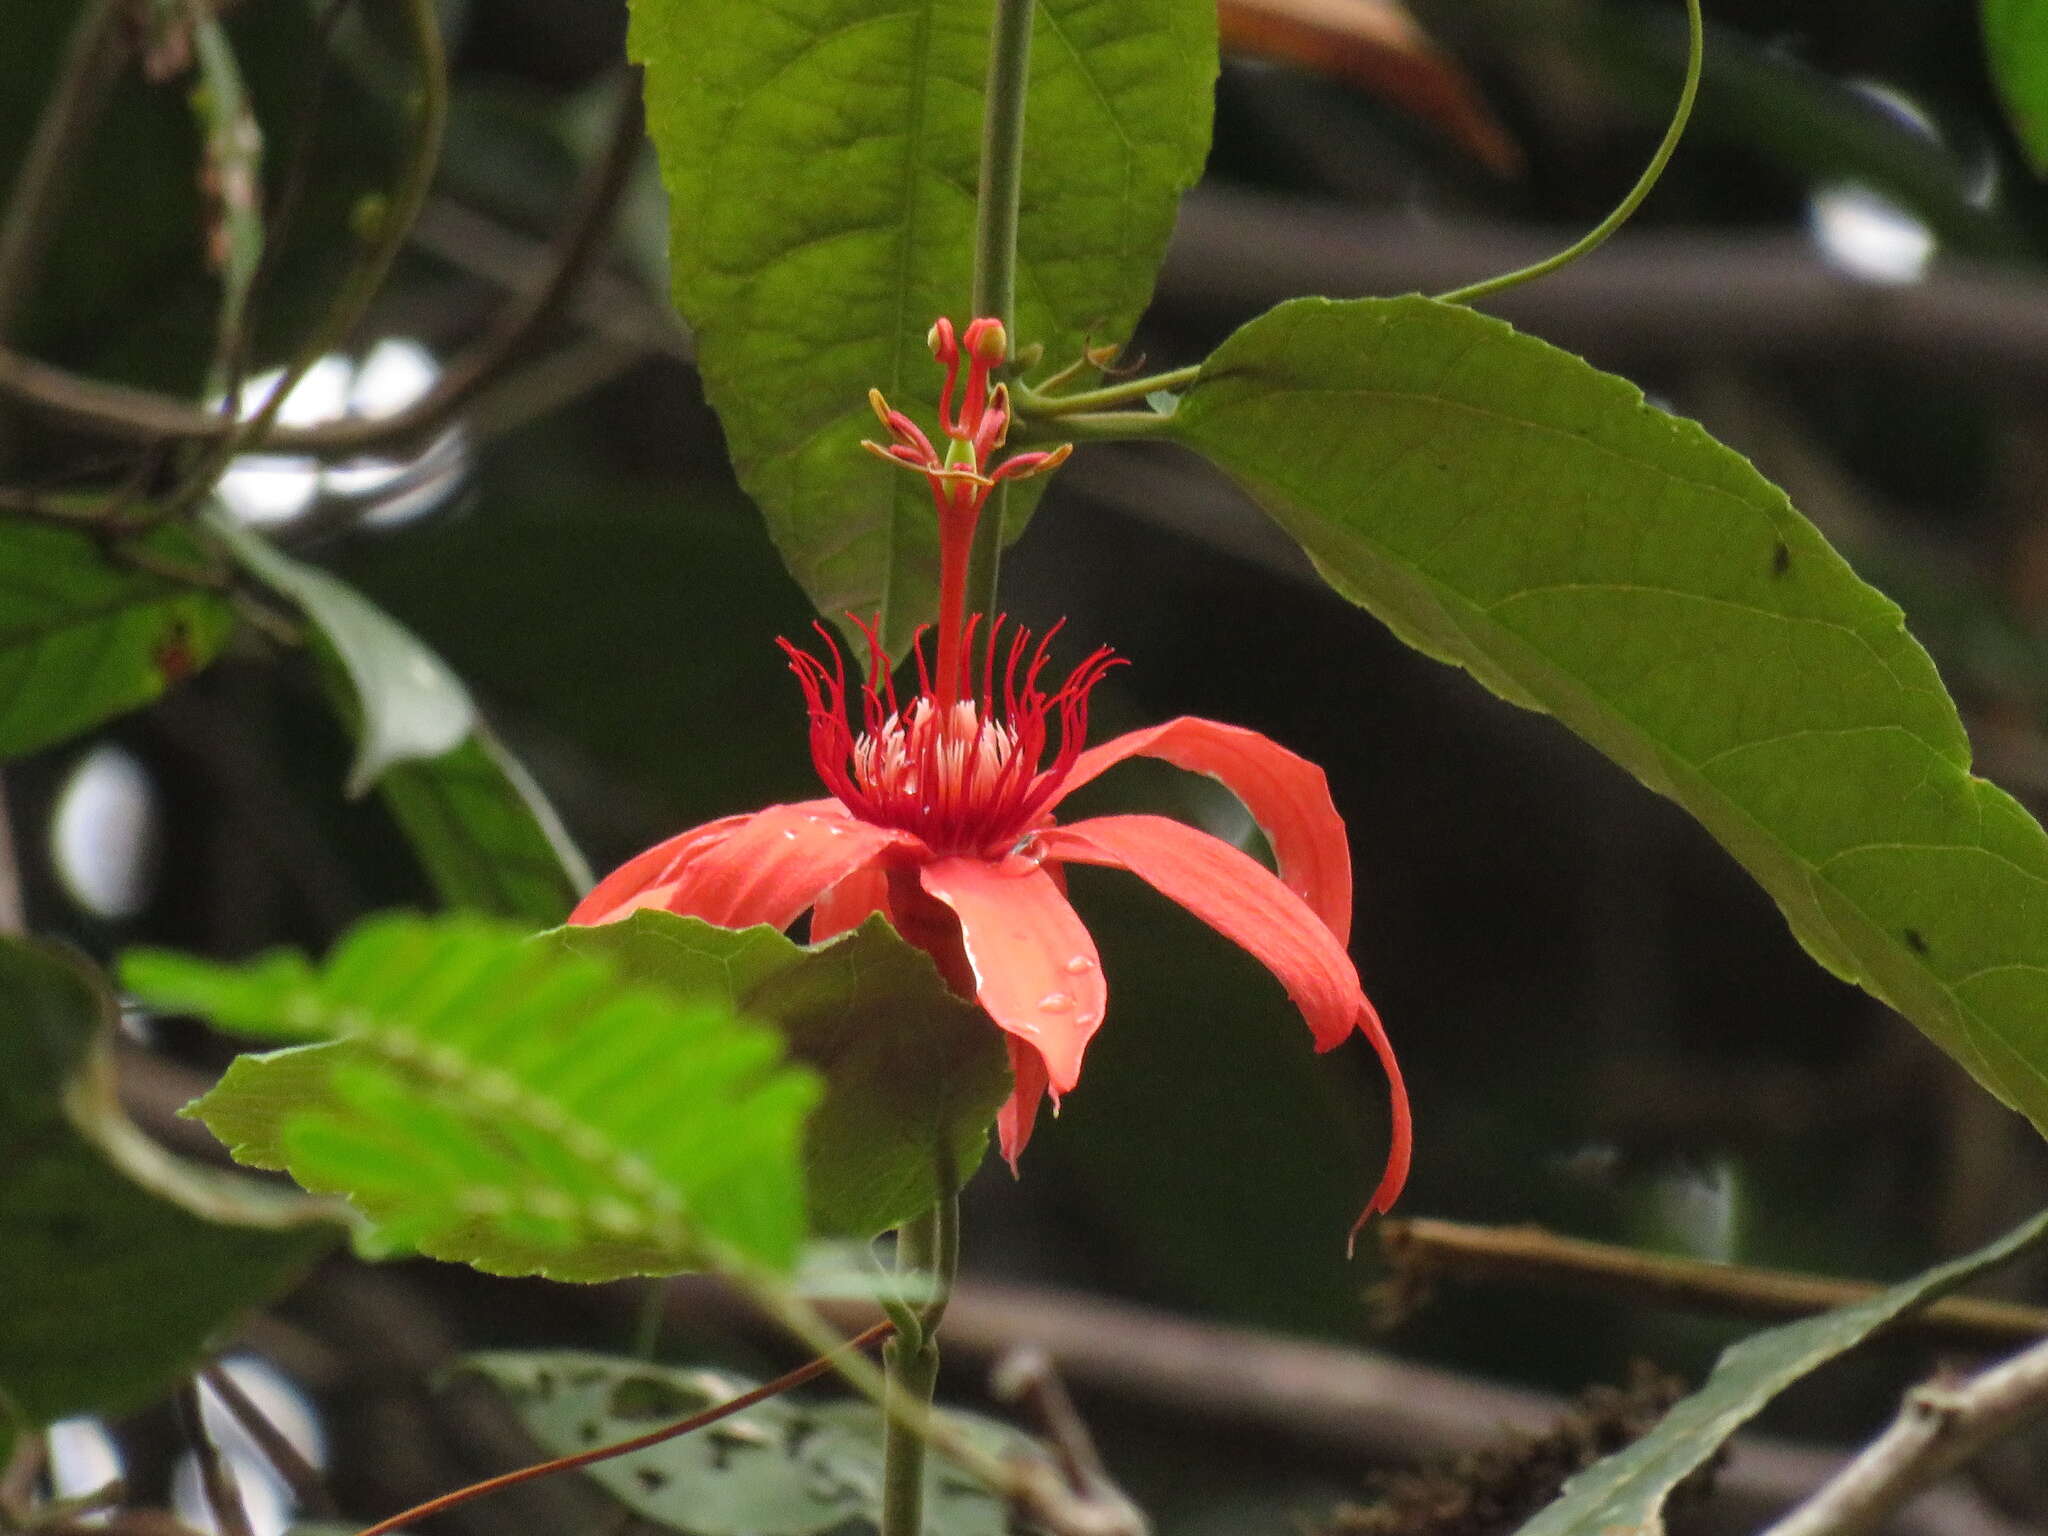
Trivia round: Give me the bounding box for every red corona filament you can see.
[780,615,1120,859]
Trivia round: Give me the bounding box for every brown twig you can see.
[1760,1333,2048,1536]
[1379,1217,2048,1351]
[200,1363,336,1518]
[150,0,446,526]
[1160,186,2048,384]
[407,197,688,360]
[348,1318,896,1536]
[745,1279,2025,1536]
[176,1381,255,1536]
[0,69,647,464]
[0,768,23,938]
[990,1348,1130,1516]
[0,1429,46,1523]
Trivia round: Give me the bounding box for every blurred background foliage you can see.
[9,0,2048,1531]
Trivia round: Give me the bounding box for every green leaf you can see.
[1512,1207,2048,1535]
[207,511,475,794]
[375,727,592,926]
[123,914,822,1279]
[1168,296,2048,1139]
[1985,0,2048,174]
[630,0,1215,650]
[456,1350,1036,1536]
[542,911,1009,1239]
[0,936,336,1428]
[0,520,234,761]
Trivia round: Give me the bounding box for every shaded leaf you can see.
[457,1350,1036,1536]
[543,911,1009,1239]
[123,913,821,1278]
[1985,0,2048,174]
[208,511,474,795]
[0,520,234,762]
[374,726,591,926]
[1168,296,2048,1140]
[630,0,1215,650]
[1512,1207,2048,1535]
[0,937,336,1427]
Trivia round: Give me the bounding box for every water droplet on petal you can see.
[1063,956,1095,974]
[1074,1012,1099,1028]
[1037,992,1072,1013]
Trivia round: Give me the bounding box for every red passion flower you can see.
[570,318,1410,1236]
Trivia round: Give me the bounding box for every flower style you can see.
[570,318,1410,1236]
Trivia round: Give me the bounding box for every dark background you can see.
[8,0,2048,1531]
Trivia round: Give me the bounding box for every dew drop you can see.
[1063,956,1095,974]
[1074,1012,1099,1028]
[1037,992,1072,1013]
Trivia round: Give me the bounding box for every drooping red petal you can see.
[1053,717,1355,943]
[1351,1027,1412,1249]
[569,812,756,925]
[809,859,891,943]
[1036,814,1409,1226]
[580,801,909,934]
[996,1034,1050,1173]
[917,853,1105,1096]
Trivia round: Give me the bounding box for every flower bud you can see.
[967,318,1008,367]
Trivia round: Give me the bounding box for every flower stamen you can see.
[779,615,1119,857]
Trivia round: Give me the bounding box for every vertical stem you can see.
[964,0,1035,627]
[880,1207,942,1536]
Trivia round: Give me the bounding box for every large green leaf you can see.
[122,914,822,1279]
[0,520,234,761]
[375,727,591,926]
[1985,0,2048,174]
[208,512,475,794]
[1513,1207,2048,1535]
[541,911,1009,1239]
[0,937,336,1428]
[630,0,1215,649]
[456,1350,1036,1536]
[1167,296,2048,1136]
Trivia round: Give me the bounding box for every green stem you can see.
[1030,409,1178,443]
[926,1183,959,1334]
[1435,0,1702,308]
[746,1269,1016,1499]
[964,0,1035,626]
[1016,363,1202,420]
[880,1206,944,1536]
